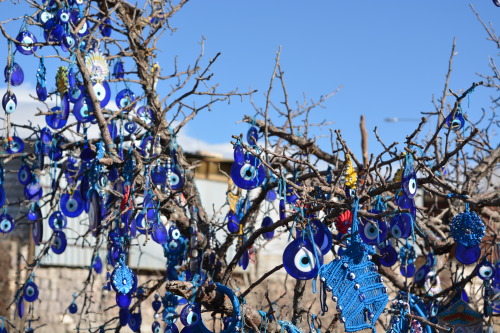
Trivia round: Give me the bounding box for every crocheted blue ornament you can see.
[449,209,485,247]
[319,198,388,332]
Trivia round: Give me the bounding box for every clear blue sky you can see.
[1,1,499,158]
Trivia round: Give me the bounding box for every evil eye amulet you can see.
[402,168,417,199]
[0,214,14,233]
[51,231,67,255]
[73,97,95,123]
[5,136,25,154]
[2,91,17,113]
[60,191,85,218]
[389,213,413,239]
[115,89,136,109]
[168,167,184,191]
[282,238,323,280]
[477,261,495,280]
[23,281,39,302]
[179,304,201,327]
[230,154,266,190]
[379,245,398,267]
[49,211,67,230]
[93,81,111,107]
[359,216,388,245]
[111,264,138,294]
[445,111,465,131]
[16,31,38,55]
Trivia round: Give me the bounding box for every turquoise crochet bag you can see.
[319,198,388,332]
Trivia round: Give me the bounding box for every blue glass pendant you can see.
[18,165,31,185]
[38,11,53,24]
[445,111,465,131]
[247,126,259,145]
[151,164,167,185]
[279,199,286,220]
[69,85,84,103]
[152,223,169,245]
[49,211,67,230]
[100,17,112,37]
[61,33,77,52]
[115,89,136,109]
[400,263,416,277]
[283,238,323,280]
[296,219,332,255]
[80,145,96,161]
[60,191,85,218]
[395,190,414,210]
[167,167,184,191]
[73,97,95,123]
[234,145,245,164]
[17,295,24,318]
[116,293,132,309]
[61,93,70,119]
[36,82,48,101]
[108,119,118,139]
[239,248,250,270]
[402,155,417,199]
[165,324,180,333]
[46,106,68,129]
[51,231,67,254]
[57,8,70,23]
[93,81,111,107]
[0,185,5,208]
[40,127,52,145]
[128,313,142,332]
[88,190,102,236]
[119,308,130,326]
[477,260,495,281]
[76,19,89,37]
[455,243,481,265]
[124,121,138,134]
[68,302,78,314]
[111,263,138,294]
[0,214,14,233]
[413,265,430,286]
[379,245,398,267]
[24,181,42,201]
[32,218,43,246]
[93,255,103,274]
[2,91,17,114]
[180,304,201,327]
[230,154,266,190]
[227,210,239,233]
[261,216,274,240]
[23,281,39,302]
[266,189,277,202]
[152,321,161,333]
[4,62,24,86]
[359,214,388,245]
[389,213,413,239]
[5,136,25,154]
[136,106,154,125]
[16,31,38,55]
[113,60,125,79]
[28,203,41,222]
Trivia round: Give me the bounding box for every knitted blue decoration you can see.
[449,207,485,247]
[319,198,388,332]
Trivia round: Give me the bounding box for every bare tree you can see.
[0,1,498,333]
